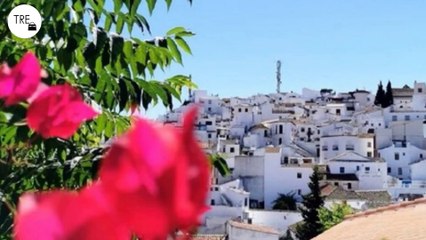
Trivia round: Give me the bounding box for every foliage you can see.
[0,0,195,236]
[385,81,394,107]
[296,166,324,240]
[272,192,297,211]
[374,80,393,108]
[318,202,353,230]
[374,81,386,107]
[209,154,231,177]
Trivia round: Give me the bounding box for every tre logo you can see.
[14,15,31,24]
[7,4,42,38]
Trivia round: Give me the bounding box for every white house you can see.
[326,152,387,190]
[261,147,314,208]
[320,134,375,163]
[201,179,250,234]
[378,141,426,180]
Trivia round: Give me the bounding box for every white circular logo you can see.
[7,4,42,39]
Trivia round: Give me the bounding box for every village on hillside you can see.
[159,81,426,239]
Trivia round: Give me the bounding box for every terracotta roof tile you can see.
[228,220,280,235]
[313,197,426,240]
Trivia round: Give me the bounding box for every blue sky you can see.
[135,1,426,117]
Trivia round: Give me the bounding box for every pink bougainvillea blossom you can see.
[99,106,210,239]
[15,106,210,239]
[14,184,130,240]
[26,84,98,139]
[0,52,41,106]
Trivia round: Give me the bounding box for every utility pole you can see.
[276,60,282,93]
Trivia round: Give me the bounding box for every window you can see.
[211,199,215,206]
[392,115,397,121]
[230,147,235,153]
[245,108,248,112]
[419,88,423,93]
[332,145,339,151]
[208,107,212,112]
[279,125,283,134]
[336,109,341,115]
[208,133,212,139]
[264,130,268,137]
[244,198,248,207]
[367,152,372,157]
[208,100,212,104]
[340,167,345,173]
[322,146,328,151]
[365,166,370,173]
[206,121,212,125]
[395,153,400,160]
[398,167,403,175]
[248,218,252,224]
[297,173,302,179]
[388,167,391,173]
[346,144,354,150]
[405,115,410,121]
[356,166,360,171]
[301,127,305,132]
[238,108,242,112]
[298,189,302,195]
[421,154,424,159]
[367,142,372,148]
[348,183,352,190]
[278,138,282,145]
[283,156,289,164]
[334,182,339,186]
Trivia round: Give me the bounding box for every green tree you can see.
[318,202,353,230]
[385,80,394,108]
[374,81,386,107]
[296,166,324,240]
[0,0,195,236]
[272,192,297,211]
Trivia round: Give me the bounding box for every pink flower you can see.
[14,184,130,240]
[0,52,41,106]
[26,84,98,139]
[99,106,210,239]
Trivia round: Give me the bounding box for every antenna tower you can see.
[276,60,282,93]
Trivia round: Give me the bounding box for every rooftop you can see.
[227,220,280,235]
[321,185,391,205]
[313,197,426,240]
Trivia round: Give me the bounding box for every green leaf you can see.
[114,0,123,13]
[146,0,157,14]
[116,12,125,34]
[166,38,182,64]
[104,13,113,32]
[175,36,192,55]
[167,26,186,36]
[111,35,124,64]
[135,14,151,34]
[210,154,231,177]
[165,0,172,9]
